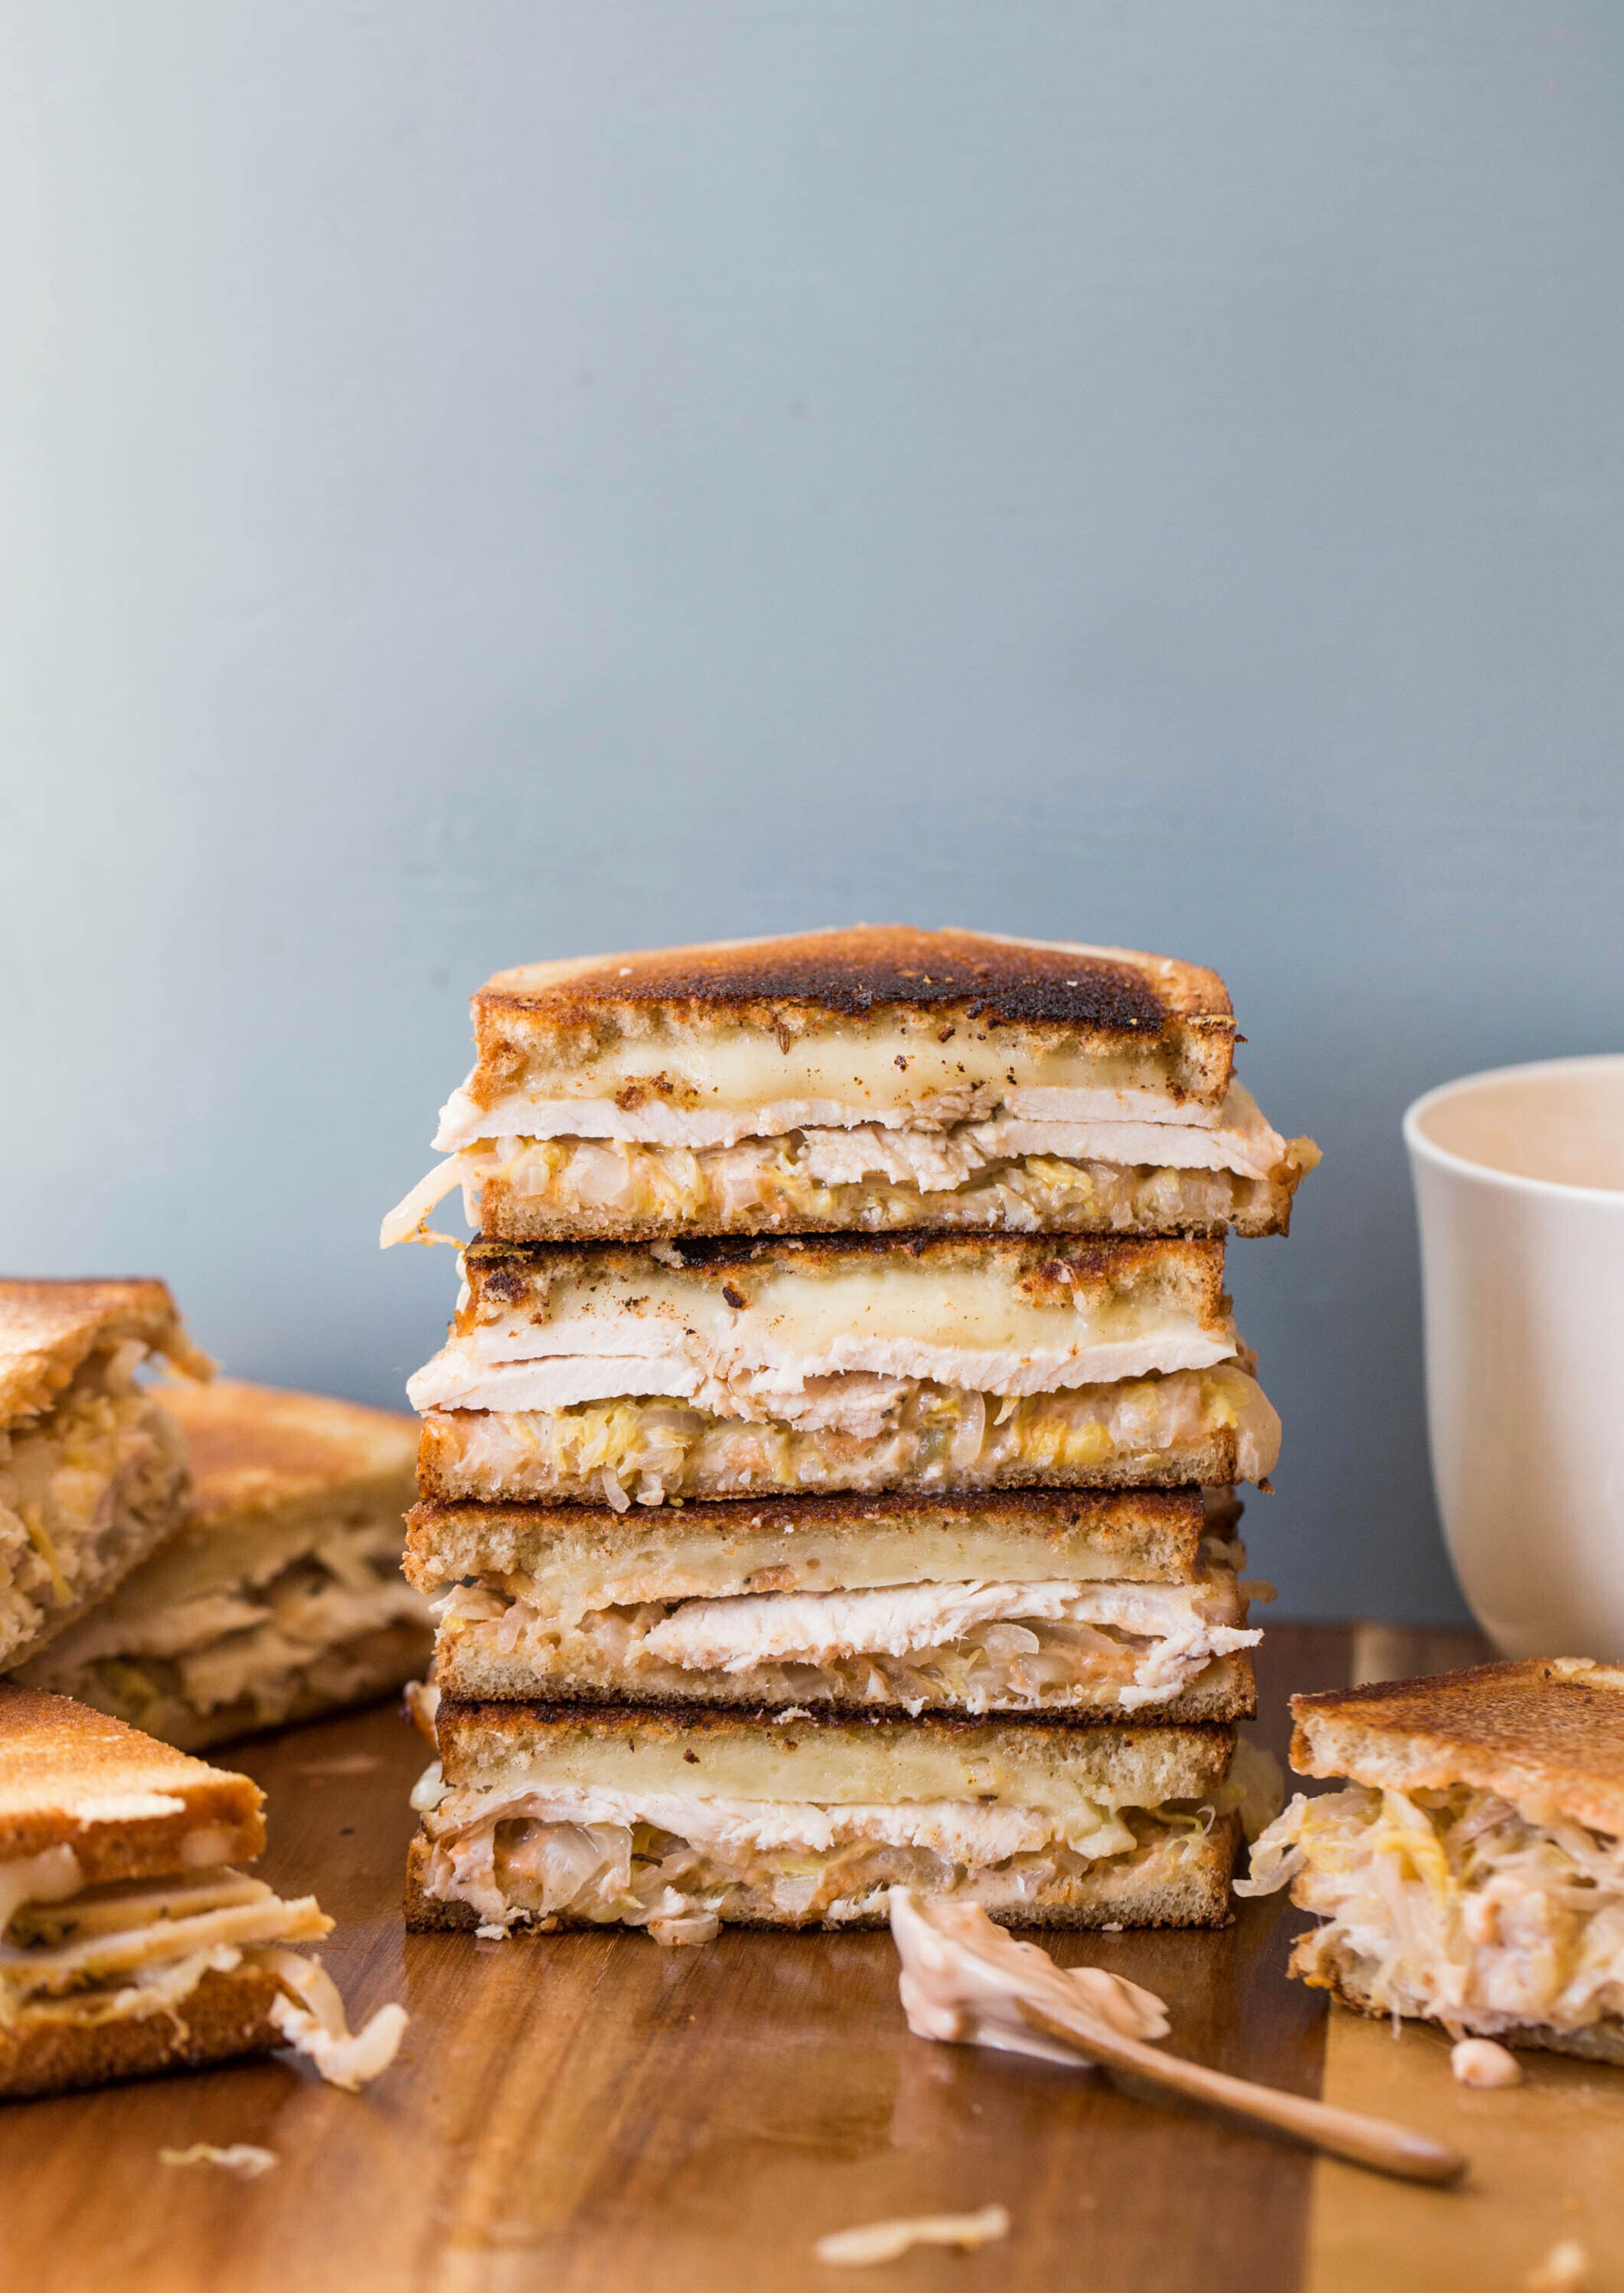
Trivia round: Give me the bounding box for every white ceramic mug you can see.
[1404,1055,1624,1660]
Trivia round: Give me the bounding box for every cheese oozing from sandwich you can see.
[1237,1783,1624,2043]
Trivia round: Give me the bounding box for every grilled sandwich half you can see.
[1238,1659,1624,2064]
[409,1486,1259,1723]
[411,1234,1280,1505]
[19,1380,431,1750]
[382,926,1316,1246]
[0,1279,209,1673]
[406,1698,1242,1940]
[0,1686,402,2096]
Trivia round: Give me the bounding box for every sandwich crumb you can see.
[814,2204,1010,2267]
[648,1910,720,1947]
[159,2143,278,2179]
[1524,2241,1592,2293]
[1451,2037,1522,2089]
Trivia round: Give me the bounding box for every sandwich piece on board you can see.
[1237,1659,1624,2064]
[0,1686,404,2097]
[19,1381,432,1750]
[406,1698,1242,1940]
[409,1487,1260,1722]
[0,1280,210,1674]
[411,1234,1281,1504]
[381,927,1317,1245]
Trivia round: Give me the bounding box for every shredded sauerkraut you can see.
[1237,1783,1624,2039]
[0,1347,187,1665]
[420,1362,1279,1504]
[418,1786,1213,1939]
[381,1093,1319,1247]
[463,1135,1303,1238]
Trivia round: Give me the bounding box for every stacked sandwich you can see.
[387,928,1316,1941]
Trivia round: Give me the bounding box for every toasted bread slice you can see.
[461,927,1236,1126]
[1290,1659,1624,1837]
[405,1813,1241,1934]
[0,1280,217,1671]
[404,1486,1211,1596]
[0,1278,211,1428]
[431,1696,1234,1809]
[19,1381,430,1749]
[410,1233,1237,1419]
[0,1959,286,2100]
[161,1378,420,1524]
[0,1686,264,1877]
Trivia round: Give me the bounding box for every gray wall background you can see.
[3,3,1621,1621]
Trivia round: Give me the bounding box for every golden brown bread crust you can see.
[472,1168,1300,1244]
[1290,1660,1624,1837]
[0,1278,212,1425]
[402,1815,1241,1933]
[457,1229,1226,1323]
[431,1692,1236,1787]
[431,1637,1257,1723]
[0,1687,264,1875]
[0,1961,283,2099]
[403,1485,1209,1593]
[468,928,1235,1110]
[477,926,1229,1032]
[1310,1958,1624,2068]
[158,1379,419,1525]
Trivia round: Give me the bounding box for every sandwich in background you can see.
[20,1381,431,1750]
[382,927,1317,1247]
[409,1486,1260,1723]
[406,1699,1243,1941]
[1238,1659,1624,2064]
[411,1233,1280,1507]
[0,1280,209,1674]
[0,1685,404,2097]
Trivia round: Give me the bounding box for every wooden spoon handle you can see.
[1016,2001,1465,2186]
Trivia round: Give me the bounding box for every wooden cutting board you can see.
[8,1623,1611,2293]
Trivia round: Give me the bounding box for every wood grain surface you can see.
[1308,2007,1624,2293]
[5,1620,1571,2293]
